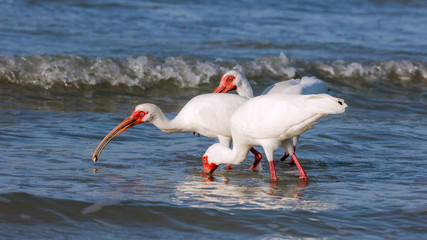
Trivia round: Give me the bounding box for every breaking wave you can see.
[1,53,426,89]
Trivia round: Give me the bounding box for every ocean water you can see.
[1,0,427,239]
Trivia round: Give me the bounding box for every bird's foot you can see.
[298,179,308,188]
[250,163,263,172]
[269,181,278,188]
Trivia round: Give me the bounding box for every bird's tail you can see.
[306,94,347,114]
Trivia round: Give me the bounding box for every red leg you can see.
[280,152,290,161]
[250,147,263,170]
[268,161,278,182]
[225,164,232,169]
[291,154,307,180]
[281,146,297,164]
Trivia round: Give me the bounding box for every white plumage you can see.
[202,93,347,181]
[92,93,262,166]
[261,76,329,95]
[214,69,330,162]
[214,69,329,98]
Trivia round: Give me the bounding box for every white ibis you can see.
[213,70,329,162]
[202,93,347,182]
[92,93,263,168]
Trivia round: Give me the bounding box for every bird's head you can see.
[91,103,161,162]
[214,69,247,94]
[202,155,219,175]
[202,143,231,174]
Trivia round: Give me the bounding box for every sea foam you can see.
[1,53,425,89]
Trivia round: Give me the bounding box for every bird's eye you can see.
[228,77,233,81]
[140,111,145,117]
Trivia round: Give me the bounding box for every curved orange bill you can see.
[92,114,138,163]
[213,82,227,93]
[213,81,237,93]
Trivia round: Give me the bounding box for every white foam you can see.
[241,53,296,79]
[81,202,112,215]
[1,54,425,89]
[315,59,427,83]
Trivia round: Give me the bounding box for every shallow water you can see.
[1,0,427,239]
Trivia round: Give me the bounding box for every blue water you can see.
[2,0,427,61]
[1,0,427,239]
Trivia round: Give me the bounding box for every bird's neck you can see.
[150,112,186,133]
[215,142,252,166]
[237,79,254,98]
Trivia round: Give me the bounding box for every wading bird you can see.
[202,93,347,182]
[214,70,329,162]
[92,93,263,169]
